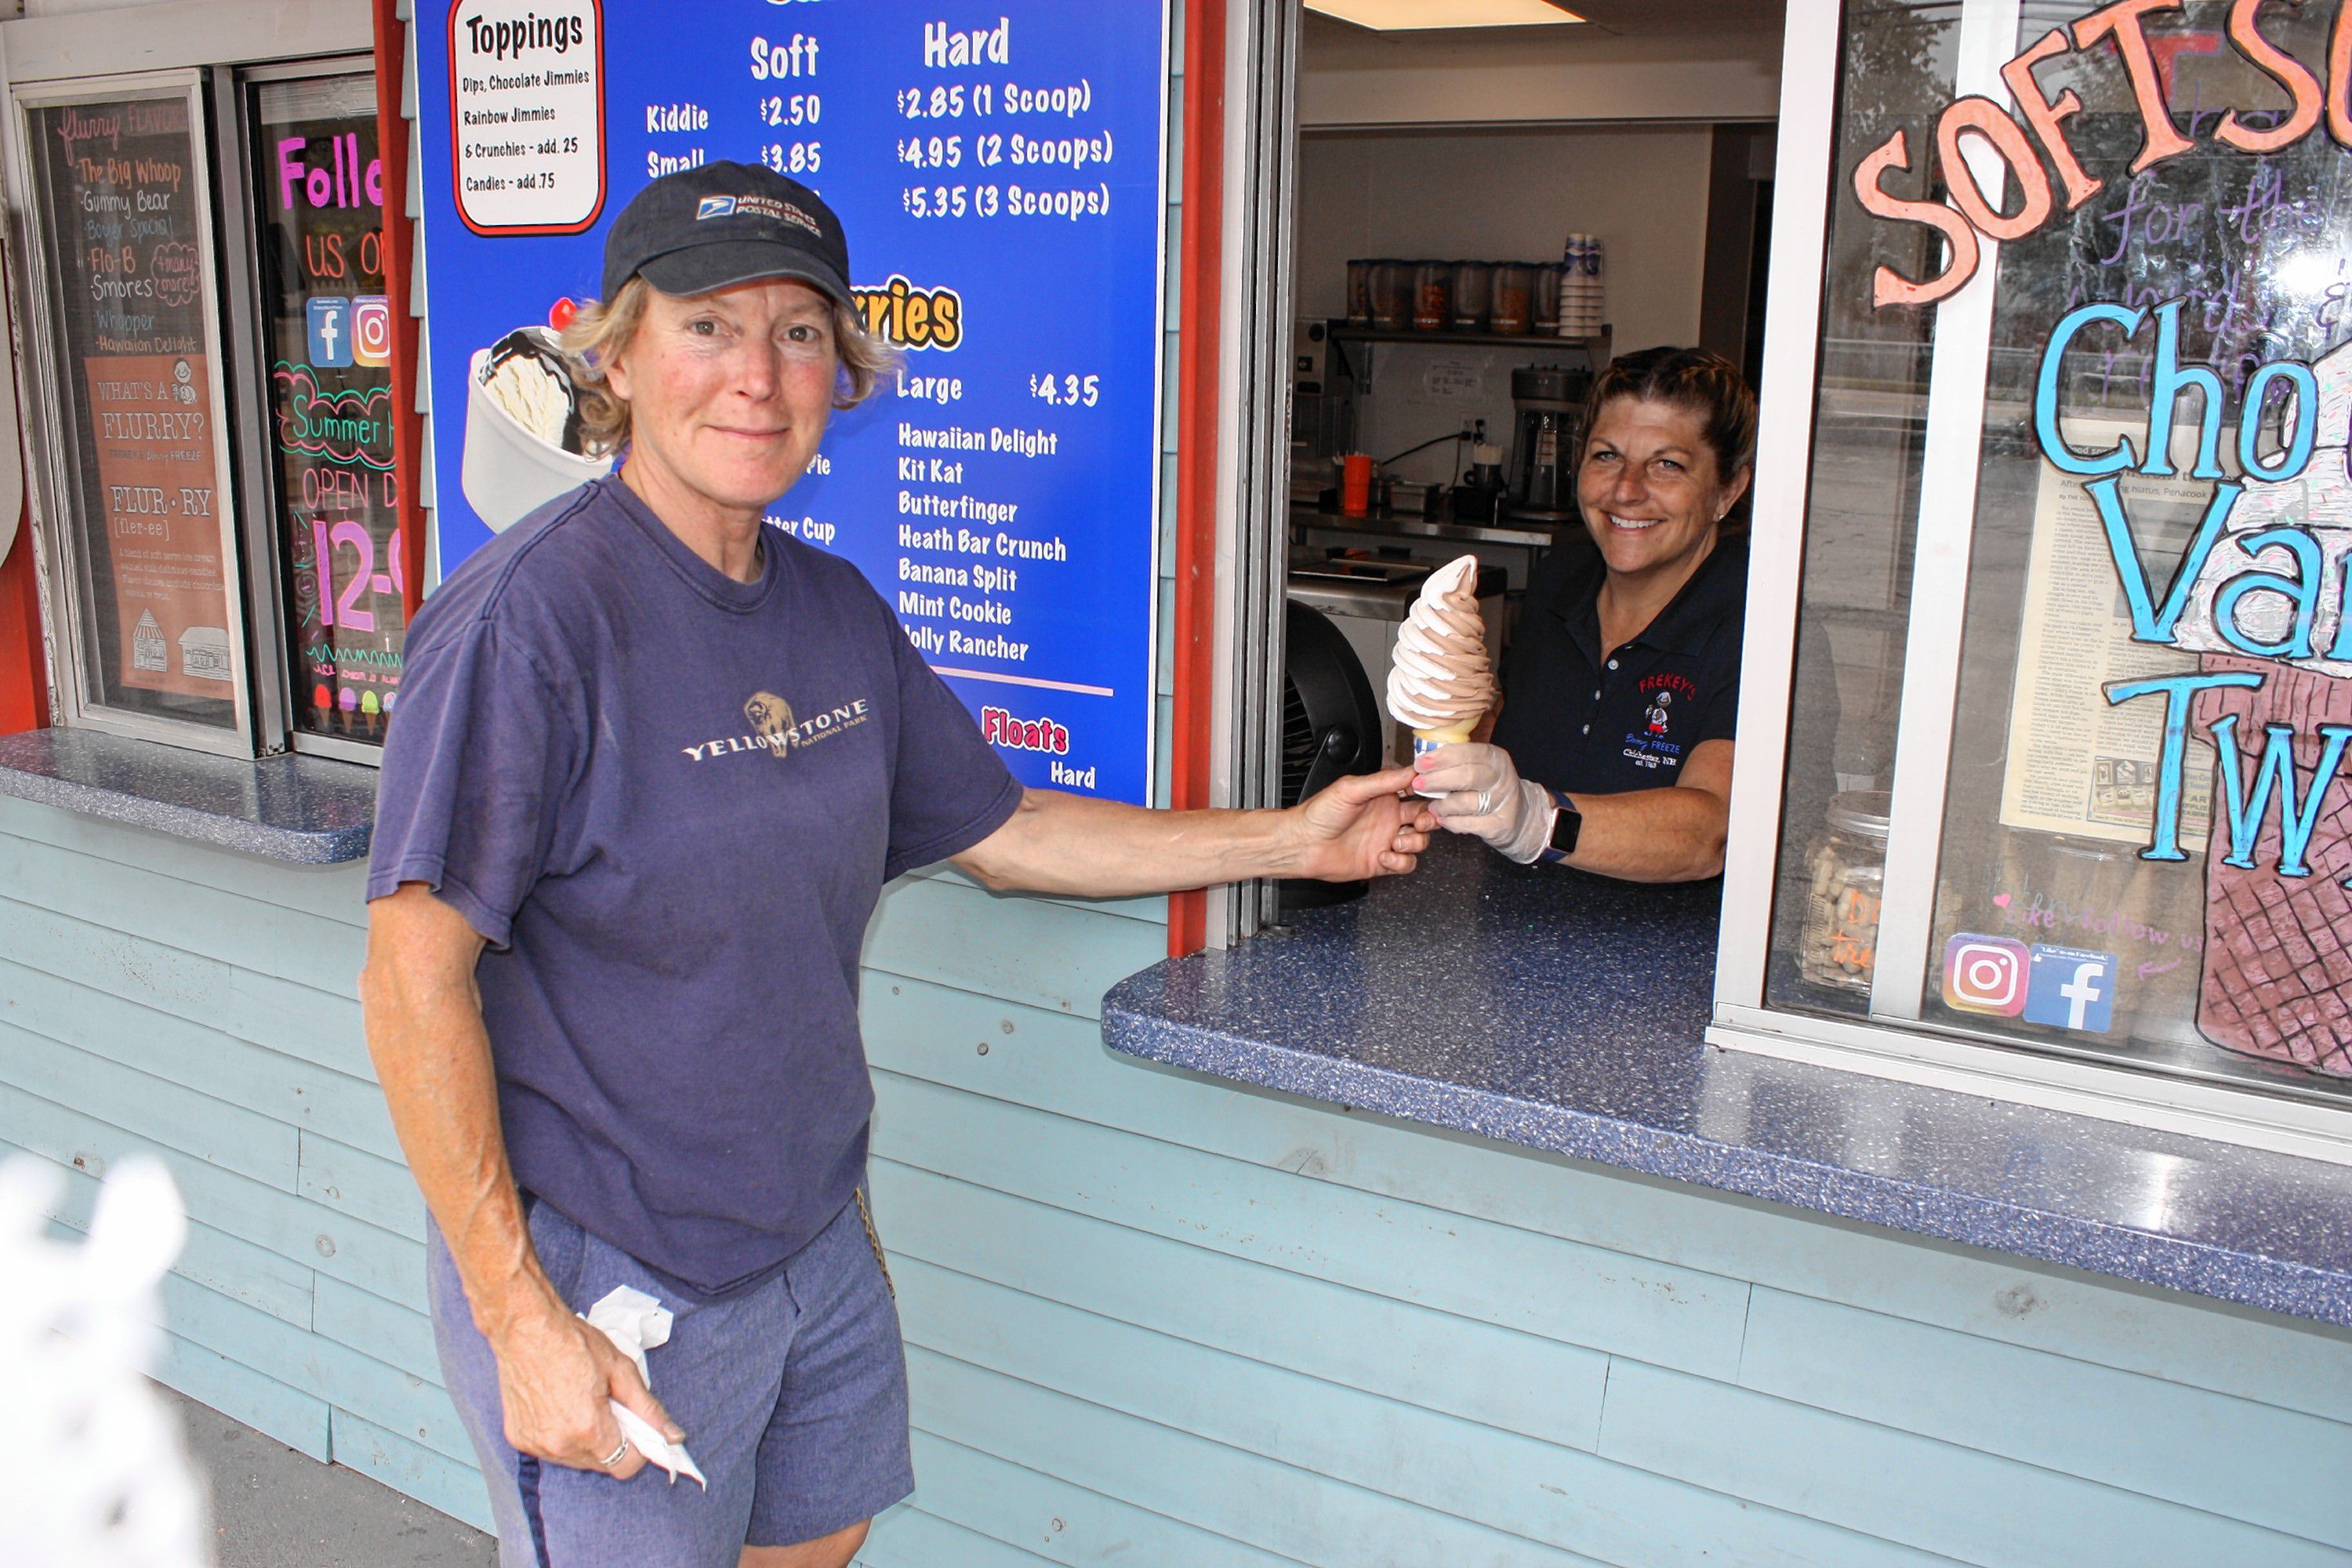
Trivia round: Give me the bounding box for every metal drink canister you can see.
[1450,260,1492,331]
[1534,263,1563,332]
[1412,262,1452,332]
[1491,263,1534,335]
[1369,260,1410,329]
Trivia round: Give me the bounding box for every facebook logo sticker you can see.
[2024,945,2117,1033]
[307,296,351,368]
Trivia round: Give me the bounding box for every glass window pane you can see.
[250,72,407,745]
[24,90,238,730]
[1766,0,1958,1015]
[1772,0,2352,1110]
[1926,0,2352,1102]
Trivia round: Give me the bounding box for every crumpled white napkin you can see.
[580,1285,708,1489]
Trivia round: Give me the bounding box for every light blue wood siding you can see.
[9,788,2352,1566]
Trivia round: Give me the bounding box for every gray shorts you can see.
[427,1192,913,1566]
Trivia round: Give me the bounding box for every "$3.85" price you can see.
[1029,372,1099,407]
[762,141,820,174]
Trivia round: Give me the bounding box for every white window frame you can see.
[220,53,387,767]
[9,68,258,756]
[1,0,377,761]
[1710,0,2352,1166]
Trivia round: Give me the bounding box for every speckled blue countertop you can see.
[0,728,376,864]
[1103,837,2352,1329]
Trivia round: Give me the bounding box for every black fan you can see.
[1277,598,1386,914]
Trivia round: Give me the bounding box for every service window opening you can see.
[1244,3,1786,928]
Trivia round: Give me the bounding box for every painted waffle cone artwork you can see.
[2190,658,2352,1076]
[2160,340,2352,1079]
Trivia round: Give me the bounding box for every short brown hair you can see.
[557,277,898,456]
[1584,346,1758,531]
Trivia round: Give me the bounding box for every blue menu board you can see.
[413,2,1170,802]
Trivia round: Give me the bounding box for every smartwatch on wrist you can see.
[1538,789,1582,864]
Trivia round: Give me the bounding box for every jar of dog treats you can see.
[1800,792,1892,995]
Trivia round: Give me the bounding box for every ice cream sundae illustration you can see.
[461,296,615,532]
[1385,554,1495,791]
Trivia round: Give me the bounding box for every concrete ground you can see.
[165,1387,500,1568]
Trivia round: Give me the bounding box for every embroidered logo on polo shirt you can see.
[1621,670,1695,770]
[678,691,872,762]
[1644,689,1674,737]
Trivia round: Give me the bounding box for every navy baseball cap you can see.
[601,161,851,307]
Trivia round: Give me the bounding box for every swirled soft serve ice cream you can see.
[1386,554,1495,789]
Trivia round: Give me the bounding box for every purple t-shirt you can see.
[368,477,1020,1295]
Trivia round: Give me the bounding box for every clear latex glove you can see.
[580,1286,708,1489]
[1414,742,1553,865]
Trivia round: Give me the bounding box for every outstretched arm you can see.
[951,768,1436,897]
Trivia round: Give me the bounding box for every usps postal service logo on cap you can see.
[695,191,823,238]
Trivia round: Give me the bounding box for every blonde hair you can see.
[559,275,898,456]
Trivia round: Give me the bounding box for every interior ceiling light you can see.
[1305,0,1586,27]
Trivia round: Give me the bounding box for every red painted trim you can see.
[375,0,428,616]
[0,522,48,735]
[1168,0,1226,959]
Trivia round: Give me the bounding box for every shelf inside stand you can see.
[1325,324,1611,353]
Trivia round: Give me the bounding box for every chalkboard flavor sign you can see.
[24,88,238,730]
[249,71,406,744]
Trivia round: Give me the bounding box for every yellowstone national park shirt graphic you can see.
[677,691,875,764]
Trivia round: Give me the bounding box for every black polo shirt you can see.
[1490,535,1748,797]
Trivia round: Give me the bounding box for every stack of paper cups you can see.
[1559,233,1606,338]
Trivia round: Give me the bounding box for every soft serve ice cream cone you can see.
[1386,555,1496,794]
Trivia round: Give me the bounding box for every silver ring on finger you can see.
[601,1436,630,1469]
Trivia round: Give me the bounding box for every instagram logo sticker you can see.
[1941,934,2029,1017]
[353,296,392,368]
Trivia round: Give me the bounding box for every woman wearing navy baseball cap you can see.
[360,162,1435,1568]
